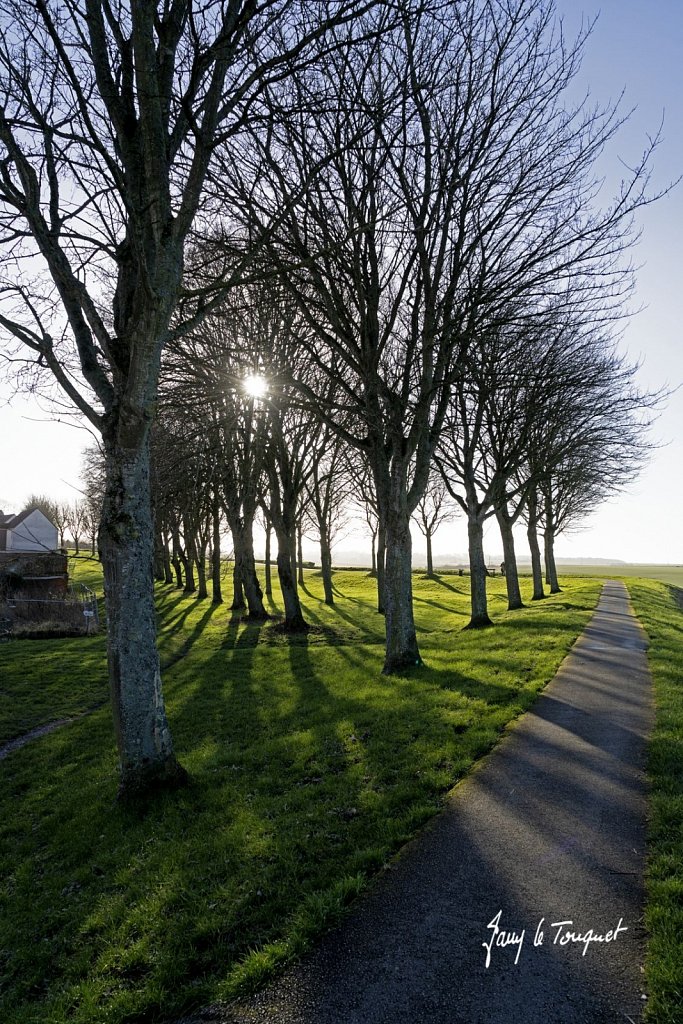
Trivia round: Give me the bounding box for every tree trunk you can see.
[376,520,386,614]
[276,526,307,631]
[233,520,268,619]
[496,508,524,610]
[153,531,165,581]
[466,511,492,628]
[171,532,184,590]
[182,521,196,594]
[289,530,299,596]
[382,507,420,672]
[370,530,377,577]
[231,561,245,611]
[183,555,196,593]
[74,534,81,556]
[99,435,186,799]
[544,491,561,594]
[544,528,561,593]
[297,523,305,586]
[526,491,545,600]
[196,539,208,599]
[320,531,334,606]
[264,522,272,597]
[211,500,223,604]
[426,529,434,577]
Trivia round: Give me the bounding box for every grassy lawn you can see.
[0,565,616,1023]
[558,563,683,588]
[626,579,683,1024]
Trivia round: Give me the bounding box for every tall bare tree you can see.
[413,475,457,578]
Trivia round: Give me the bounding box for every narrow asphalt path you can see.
[181,581,654,1024]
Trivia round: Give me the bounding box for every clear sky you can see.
[0,0,681,564]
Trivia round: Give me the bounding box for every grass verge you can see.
[626,579,683,1024]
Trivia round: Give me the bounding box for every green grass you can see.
[557,563,683,587]
[0,565,612,1023]
[626,579,683,1024]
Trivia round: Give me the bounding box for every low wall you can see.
[0,552,69,595]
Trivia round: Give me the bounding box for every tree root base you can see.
[117,757,190,804]
[382,653,423,674]
[463,617,493,630]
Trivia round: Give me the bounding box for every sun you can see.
[242,373,268,399]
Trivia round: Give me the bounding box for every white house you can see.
[0,508,59,552]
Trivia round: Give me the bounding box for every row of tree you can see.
[0,0,662,796]
[130,279,651,641]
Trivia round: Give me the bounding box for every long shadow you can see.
[429,575,468,595]
[171,614,267,748]
[160,601,222,674]
[313,598,384,645]
[412,595,464,618]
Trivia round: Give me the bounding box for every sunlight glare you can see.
[242,373,268,399]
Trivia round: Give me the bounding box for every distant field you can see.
[555,564,683,587]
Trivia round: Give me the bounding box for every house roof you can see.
[1,508,56,529]
[2,508,34,528]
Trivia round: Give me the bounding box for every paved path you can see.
[182,581,654,1024]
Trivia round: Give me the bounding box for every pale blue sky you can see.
[0,1,681,563]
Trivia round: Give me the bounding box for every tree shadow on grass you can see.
[160,602,223,673]
[412,595,465,618]
[427,575,468,595]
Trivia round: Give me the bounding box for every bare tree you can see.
[64,500,87,555]
[413,475,458,578]
[306,427,351,605]
[80,445,105,558]
[349,459,384,606]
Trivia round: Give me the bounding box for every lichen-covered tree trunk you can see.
[466,511,492,628]
[496,508,523,610]
[99,435,185,799]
